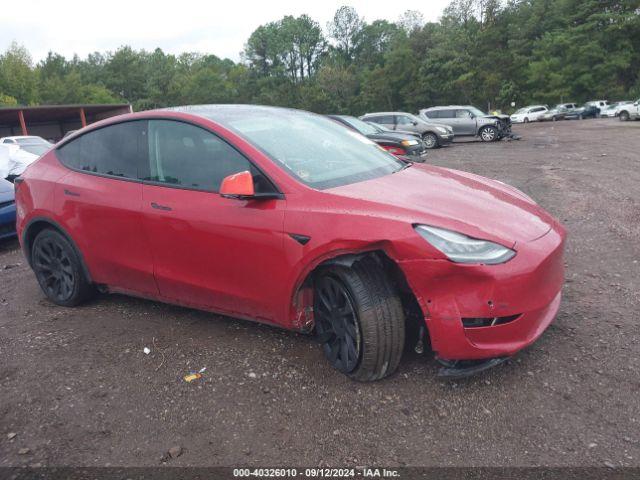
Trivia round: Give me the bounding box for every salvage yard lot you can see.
[1,118,639,467]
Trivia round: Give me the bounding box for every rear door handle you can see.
[64,189,80,197]
[151,202,172,211]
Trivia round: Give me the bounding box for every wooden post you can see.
[79,107,87,127]
[18,110,28,135]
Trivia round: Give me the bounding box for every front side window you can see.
[56,121,145,179]
[145,120,273,193]
[396,115,414,125]
[455,109,472,118]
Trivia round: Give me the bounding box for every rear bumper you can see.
[399,225,565,360]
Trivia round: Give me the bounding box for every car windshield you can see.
[20,144,50,156]
[468,107,486,116]
[337,116,379,136]
[185,106,404,190]
[514,108,527,114]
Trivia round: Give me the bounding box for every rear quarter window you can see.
[56,121,147,179]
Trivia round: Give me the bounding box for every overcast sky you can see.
[1,0,451,63]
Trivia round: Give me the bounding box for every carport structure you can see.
[0,104,132,142]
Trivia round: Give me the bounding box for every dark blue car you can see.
[0,178,16,239]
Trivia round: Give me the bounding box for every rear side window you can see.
[423,110,438,119]
[366,115,393,124]
[145,119,274,193]
[438,110,455,119]
[56,121,146,179]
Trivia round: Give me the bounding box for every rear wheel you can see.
[480,126,498,142]
[523,117,529,124]
[620,111,630,121]
[31,229,95,306]
[314,258,405,382]
[422,132,438,149]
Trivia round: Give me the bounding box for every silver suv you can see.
[359,112,454,149]
[419,106,512,142]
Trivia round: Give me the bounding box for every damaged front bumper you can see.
[399,226,565,364]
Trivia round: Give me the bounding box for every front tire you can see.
[620,111,630,121]
[422,132,439,149]
[480,126,498,142]
[31,229,95,307]
[314,258,405,382]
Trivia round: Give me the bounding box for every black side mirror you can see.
[412,121,418,126]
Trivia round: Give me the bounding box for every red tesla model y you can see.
[15,105,565,381]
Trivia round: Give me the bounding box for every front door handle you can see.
[151,202,172,211]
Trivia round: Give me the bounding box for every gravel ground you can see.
[0,119,639,468]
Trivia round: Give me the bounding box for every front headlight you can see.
[436,127,448,134]
[414,225,516,265]
[400,139,419,147]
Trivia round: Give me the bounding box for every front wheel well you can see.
[294,250,425,337]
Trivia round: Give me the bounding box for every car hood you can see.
[326,164,554,246]
[482,114,509,121]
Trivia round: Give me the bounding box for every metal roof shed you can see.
[0,104,132,142]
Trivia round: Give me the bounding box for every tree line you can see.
[1,0,639,115]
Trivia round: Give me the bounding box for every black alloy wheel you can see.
[314,275,361,374]
[31,229,95,306]
[34,236,75,303]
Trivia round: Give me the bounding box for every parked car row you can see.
[510,99,640,123]
[353,105,515,147]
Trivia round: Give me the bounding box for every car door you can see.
[140,119,288,324]
[54,120,157,296]
[431,109,458,133]
[455,109,476,135]
[530,107,546,121]
[395,114,419,134]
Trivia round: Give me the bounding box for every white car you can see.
[601,101,632,118]
[510,105,549,123]
[0,136,52,180]
[617,100,640,121]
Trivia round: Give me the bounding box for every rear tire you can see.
[480,126,498,142]
[31,229,95,307]
[620,111,630,121]
[314,257,405,382]
[422,133,438,149]
[523,117,529,124]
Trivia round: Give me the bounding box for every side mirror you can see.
[220,170,255,198]
[635,102,639,106]
[412,121,418,126]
